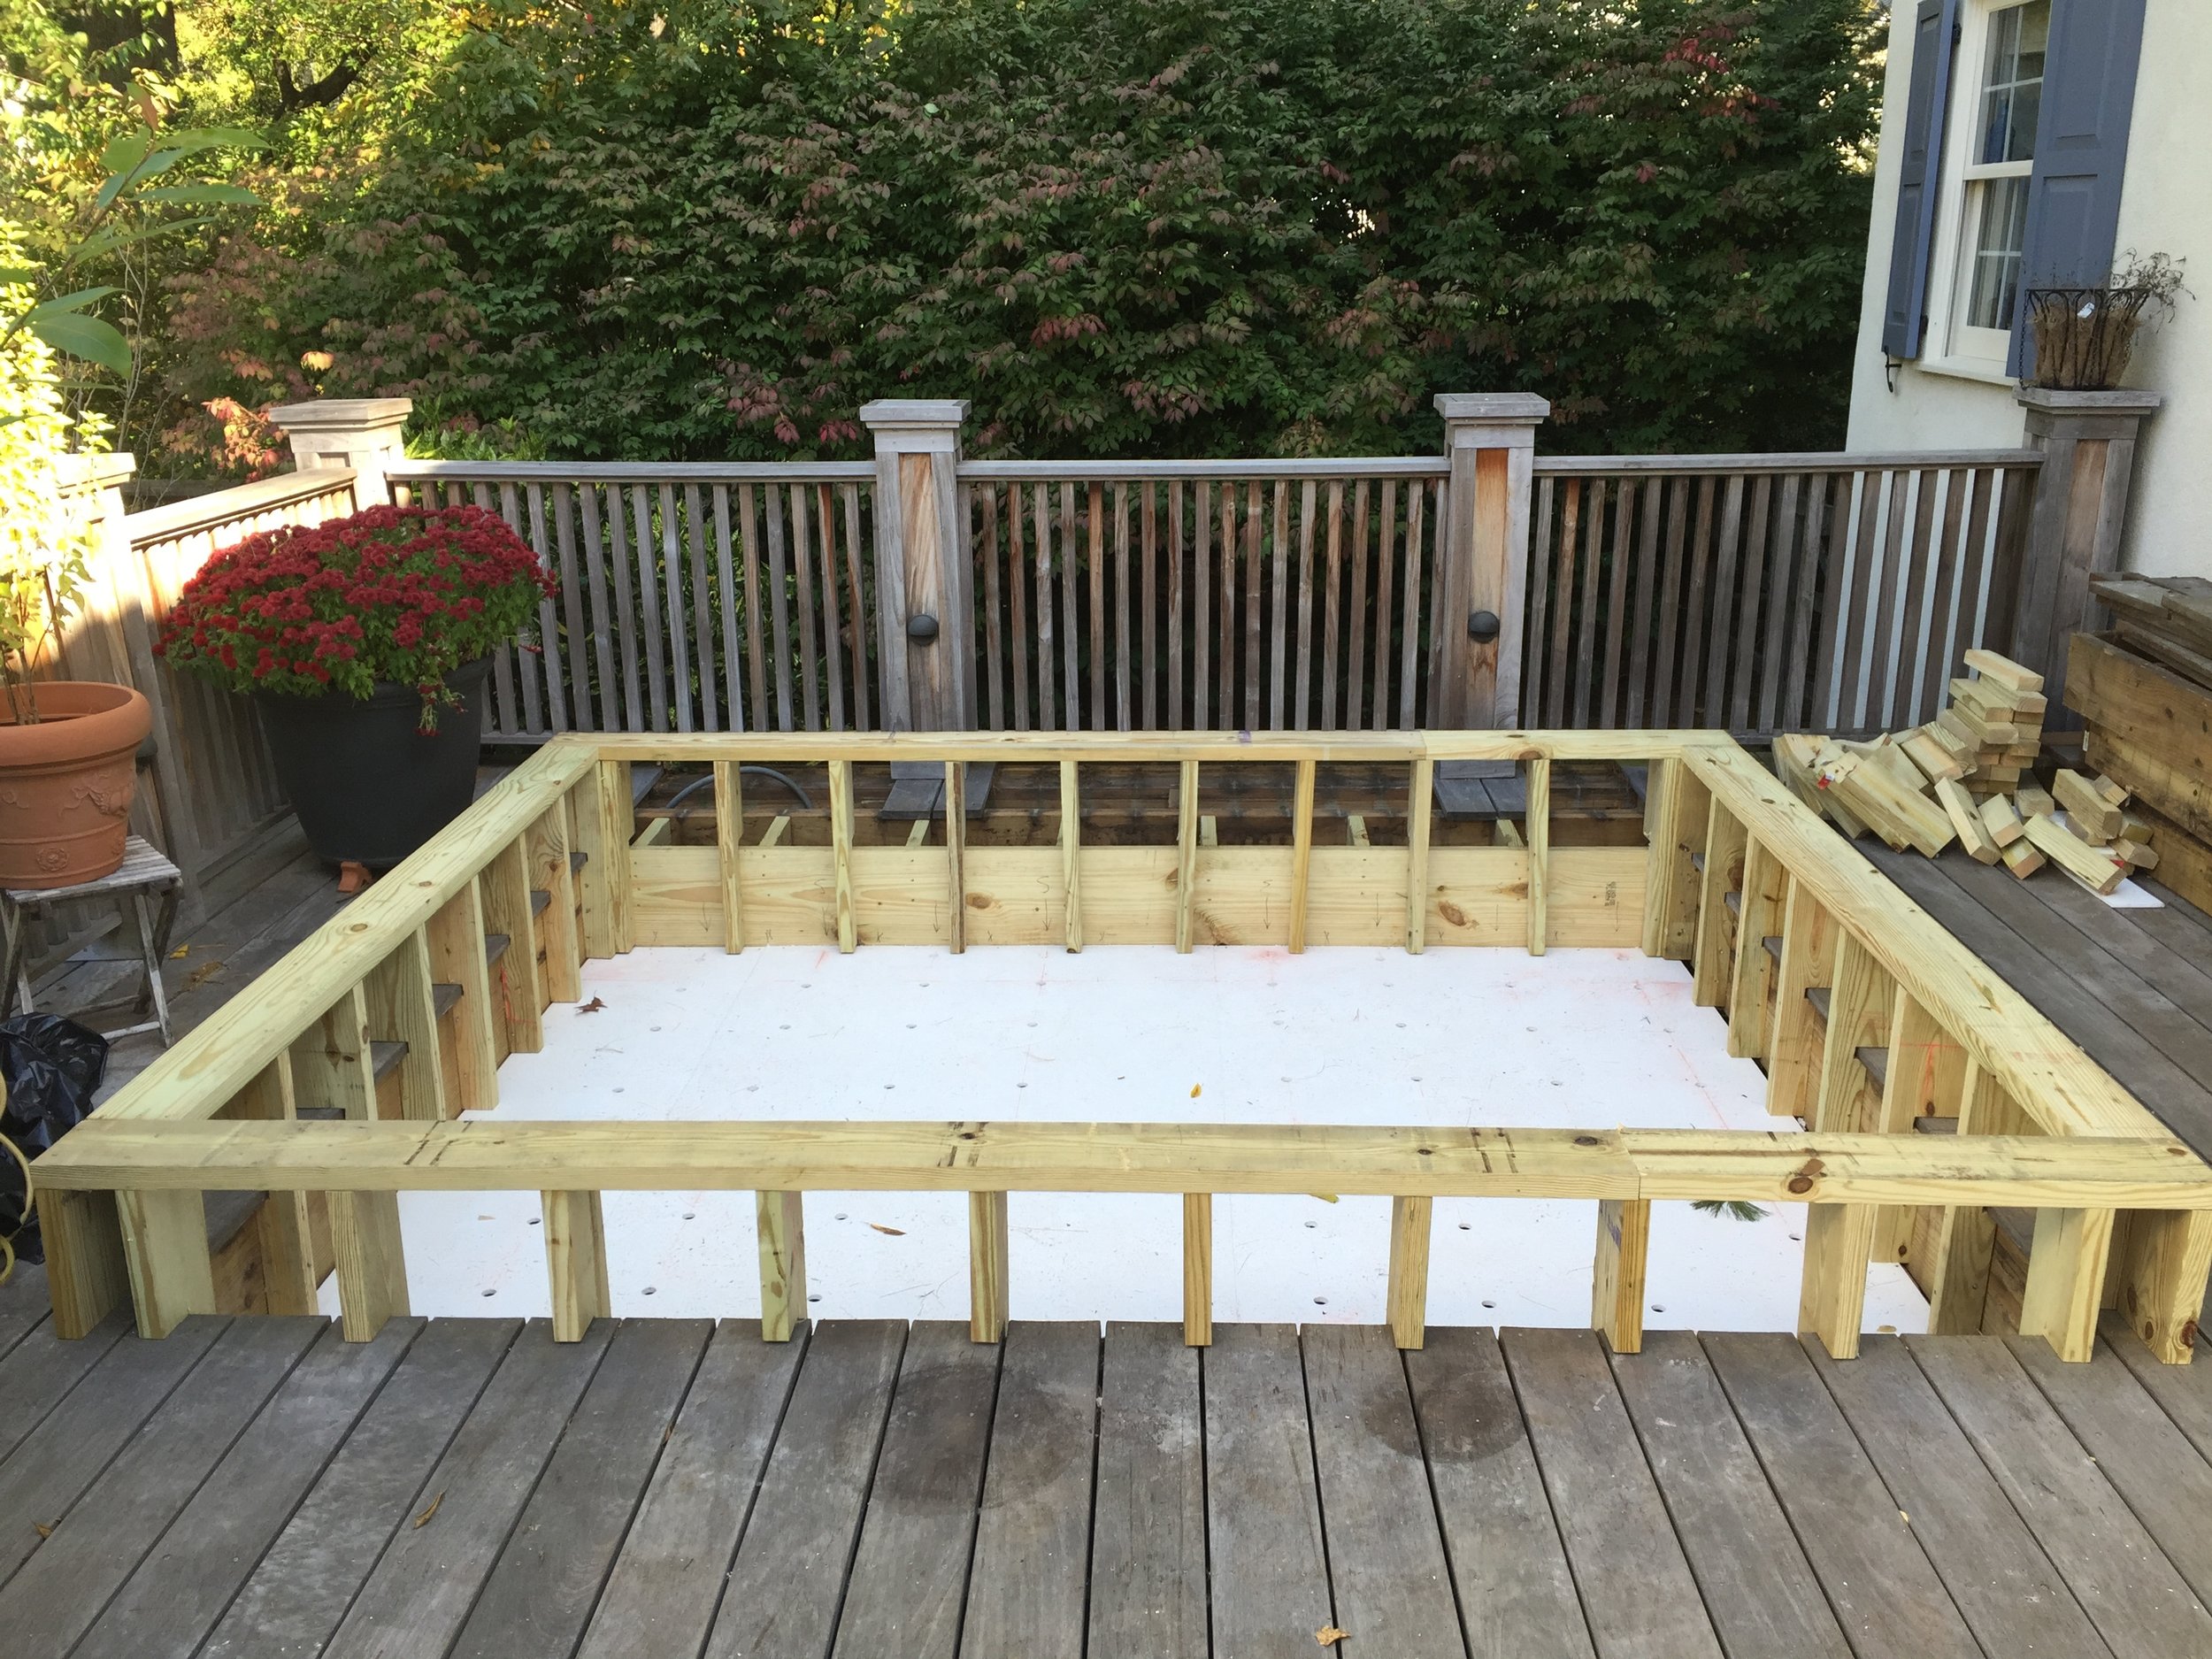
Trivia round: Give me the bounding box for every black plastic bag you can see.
[1,1013,109,1267]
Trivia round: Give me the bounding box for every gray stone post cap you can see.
[266,397,413,439]
[858,399,971,430]
[1434,393,1551,423]
[2015,387,2162,416]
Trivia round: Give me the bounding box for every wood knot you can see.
[1786,1156,1825,1196]
[1416,1146,1435,1157]
[1573,1135,1601,1148]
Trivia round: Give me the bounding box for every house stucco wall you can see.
[1845,1,2209,578]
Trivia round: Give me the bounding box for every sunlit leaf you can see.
[27,312,132,374]
[138,184,259,208]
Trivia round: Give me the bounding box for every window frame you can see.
[1922,0,2049,378]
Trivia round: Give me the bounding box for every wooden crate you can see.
[2067,632,2212,912]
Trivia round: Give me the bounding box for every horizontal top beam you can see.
[1688,744,2158,1143]
[96,741,599,1125]
[1533,449,2043,476]
[581,728,1726,765]
[123,468,360,549]
[958,457,1450,480]
[387,459,877,483]
[36,1120,2211,1208]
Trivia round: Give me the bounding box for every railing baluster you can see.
[1593,1197,1649,1355]
[1526,756,1551,957]
[971,1191,1009,1343]
[631,485,669,731]
[541,1189,611,1342]
[813,481,845,733]
[1182,1194,1212,1346]
[1289,758,1315,954]
[1175,759,1200,953]
[329,1188,409,1342]
[1407,755,1433,954]
[1060,760,1083,951]
[1388,1194,1432,1349]
[829,758,856,953]
[716,761,744,953]
[757,1190,807,1341]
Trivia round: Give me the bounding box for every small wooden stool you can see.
[0,836,182,1046]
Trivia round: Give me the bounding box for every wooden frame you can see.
[34,729,2212,1371]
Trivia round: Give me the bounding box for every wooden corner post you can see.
[266,396,413,507]
[1434,392,1548,734]
[2008,387,2158,718]
[864,399,987,809]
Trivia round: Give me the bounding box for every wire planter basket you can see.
[2024,286,2155,391]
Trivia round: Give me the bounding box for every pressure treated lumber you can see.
[37,1118,2212,1209]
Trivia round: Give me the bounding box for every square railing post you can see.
[266,396,413,507]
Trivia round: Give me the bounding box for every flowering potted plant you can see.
[158,503,551,867]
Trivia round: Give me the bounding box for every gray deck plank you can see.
[1404,1327,1593,1659]
[1908,1335,2212,1652]
[69,1317,420,1659]
[1302,1324,1464,1659]
[2008,1333,2212,1612]
[1609,1330,1848,1659]
[831,1321,999,1659]
[0,1315,225,1588]
[1087,1322,1206,1659]
[321,1318,615,1659]
[453,1318,711,1659]
[959,1321,1101,1659]
[2024,872,2212,1031]
[2102,1310,2212,1462]
[0,1316,328,1656]
[1804,1334,2104,1658]
[703,1319,906,1659]
[196,1318,520,1659]
[0,1308,127,1465]
[2125,879,2212,962]
[1701,1333,1980,1659]
[576,1322,808,1659]
[1502,1326,1718,1659]
[0,1262,49,1363]
[1204,1322,1335,1658]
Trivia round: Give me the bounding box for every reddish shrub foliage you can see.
[157,504,552,729]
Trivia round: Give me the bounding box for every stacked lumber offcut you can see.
[2068,599,2212,916]
[1777,648,2150,896]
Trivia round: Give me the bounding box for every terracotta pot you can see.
[0,681,152,889]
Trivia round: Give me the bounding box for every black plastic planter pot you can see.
[256,657,491,870]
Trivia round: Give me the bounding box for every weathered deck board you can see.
[1908,1334,2212,1654]
[1087,1322,1207,1659]
[1701,1332,1982,1659]
[0,1307,127,1465]
[1805,1334,2106,1659]
[702,1319,904,1659]
[1204,1323,1335,1655]
[1404,1327,1594,1659]
[1609,1330,1848,1658]
[0,1307,2208,1659]
[452,1318,710,1659]
[196,1317,520,1657]
[67,1317,420,1659]
[1502,1326,1720,1658]
[0,1316,327,1657]
[829,1321,997,1659]
[574,1321,807,1659]
[0,1263,50,1363]
[1302,1322,1463,1658]
[960,1321,1100,1659]
[323,1319,613,1659]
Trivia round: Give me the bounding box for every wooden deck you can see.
[5,1271,2212,1659]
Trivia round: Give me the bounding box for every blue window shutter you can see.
[1882,0,1962,359]
[2008,0,2148,377]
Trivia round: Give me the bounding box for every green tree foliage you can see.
[155,0,1881,466]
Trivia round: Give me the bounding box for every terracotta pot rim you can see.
[0,681,152,767]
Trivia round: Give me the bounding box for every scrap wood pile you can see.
[2090,572,2212,687]
[1774,648,2153,896]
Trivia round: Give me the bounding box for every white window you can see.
[1926,0,2050,374]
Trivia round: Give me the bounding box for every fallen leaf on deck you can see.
[34,1521,53,1540]
[1190,1084,1202,1098]
[412,1491,444,1528]
[577,996,606,1013]
[870,1223,905,1236]
[1316,1627,1348,1647]
[169,944,189,959]
[185,961,224,991]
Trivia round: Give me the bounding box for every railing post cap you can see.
[858,398,971,432]
[1434,393,1550,424]
[266,396,414,434]
[2014,386,2162,417]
